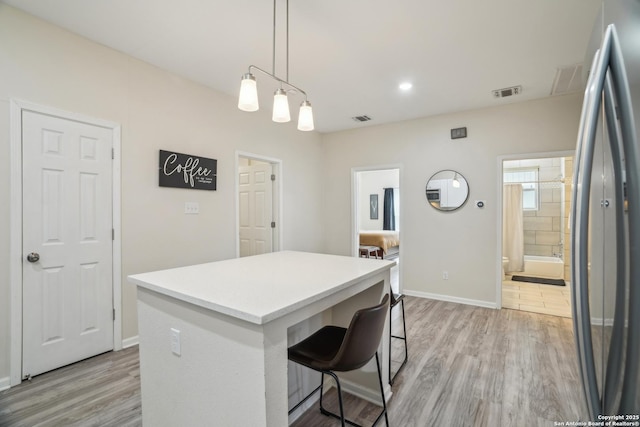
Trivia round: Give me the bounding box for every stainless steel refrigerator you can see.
[571,0,640,419]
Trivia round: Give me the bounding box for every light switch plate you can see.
[170,328,181,356]
[184,202,199,214]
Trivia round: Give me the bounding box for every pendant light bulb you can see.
[452,173,461,188]
[272,89,291,123]
[297,101,314,131]
[238,73,259,112]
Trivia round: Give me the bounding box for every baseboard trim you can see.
[0,376,10,392]
[404,290,497,310]
[340,377,392,406]
[591,317,614,327]
[122,335,139,349]
[287,391,320,424]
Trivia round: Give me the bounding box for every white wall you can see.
[358,169,399,230]
[321,94,583,305]
[0,5,324,382]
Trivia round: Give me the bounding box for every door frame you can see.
[9,99,122,387]
[495,149,574,309]
[351,164,403,290]
[235,151,283,257]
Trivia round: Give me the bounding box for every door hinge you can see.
[271,221,276,228]
[271,174,276,181]
[113,308,116,321]
[112,229,115,240]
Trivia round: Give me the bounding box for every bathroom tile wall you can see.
[505,158,564,257]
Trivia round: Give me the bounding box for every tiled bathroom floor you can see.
[502,278,572,318]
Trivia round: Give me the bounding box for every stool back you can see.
[330,294,389,371]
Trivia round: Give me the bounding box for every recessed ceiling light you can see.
[399,82,413,91]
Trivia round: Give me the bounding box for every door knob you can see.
[26,252,40,263]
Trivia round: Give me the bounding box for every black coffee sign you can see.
[159,150,217,190]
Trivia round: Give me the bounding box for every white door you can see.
[238,163,273,257]
[22,110,114,378]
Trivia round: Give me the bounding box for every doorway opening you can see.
[500,154,573,318]
[236,152,282,257]
[353,167,401,294]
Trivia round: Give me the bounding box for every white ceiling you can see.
[2,0,602,133]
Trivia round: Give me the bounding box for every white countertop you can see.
[128,251,394,325]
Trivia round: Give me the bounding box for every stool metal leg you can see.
[321,353,389,426]
[316,354,389,427]
[374,352,390,427]
[389,297,408,385]
[319,371,349,427]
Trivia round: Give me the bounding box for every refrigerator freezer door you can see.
[605,19,640,414]
[572,27,614,418]
[573,22,640,418]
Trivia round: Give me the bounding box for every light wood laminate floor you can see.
[502,277,572,318]
[0,346,141,426]
[0,297,586,426]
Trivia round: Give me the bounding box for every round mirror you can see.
[425,170,469,211]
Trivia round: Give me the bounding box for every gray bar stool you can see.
[288,294,390,427]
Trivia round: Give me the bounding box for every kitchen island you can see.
[129,251,393,426]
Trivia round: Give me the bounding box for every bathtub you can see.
[522,255,564,279]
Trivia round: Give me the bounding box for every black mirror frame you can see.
[425,169,469,212]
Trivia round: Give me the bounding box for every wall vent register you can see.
[492,85,522,98]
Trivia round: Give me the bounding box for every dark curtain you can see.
[383,188,395,230]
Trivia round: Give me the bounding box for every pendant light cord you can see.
[271,0,291,86]
[272,0,289,87]
[286,0,289,83]
[272,0,276,76]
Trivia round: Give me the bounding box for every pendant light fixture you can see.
[238,0,314,131]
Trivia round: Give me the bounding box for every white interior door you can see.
[22,110,114,378]
[239,162,273,257]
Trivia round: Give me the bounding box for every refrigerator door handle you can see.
[602,72,627,414]
[572,25,615,420]
[571,48,601,414]
[573,48,601,196]
[606,24,640,414]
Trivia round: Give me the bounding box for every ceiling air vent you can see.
[550,64,584,96]
[352,115,372,122]
[492,86,522,98]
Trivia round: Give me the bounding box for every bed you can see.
[359,230,400,258]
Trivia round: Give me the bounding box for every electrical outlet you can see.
[170,328,181,356]
[184,202,199,214]
[442,271,449,280]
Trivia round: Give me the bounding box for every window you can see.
[504,168,539,210]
